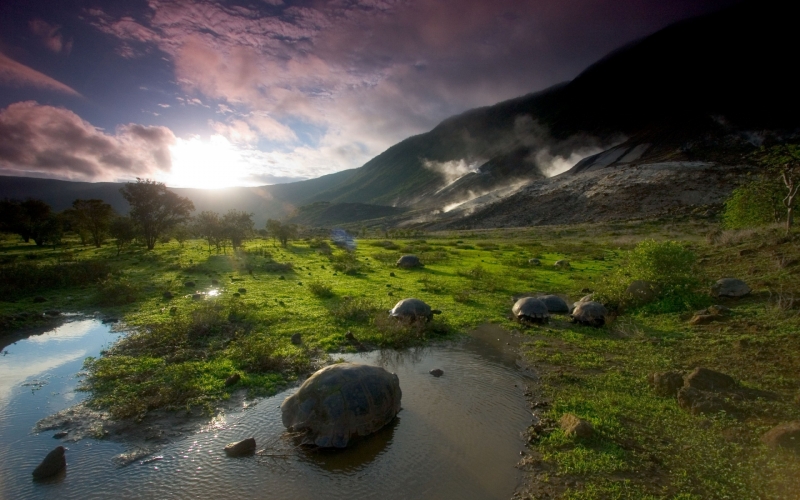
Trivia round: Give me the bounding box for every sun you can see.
[165,135,254,189]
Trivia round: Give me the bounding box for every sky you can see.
[0,0,737,189]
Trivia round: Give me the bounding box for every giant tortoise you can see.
[389,298,441,322]
[512,297,550,324]
[281,363,402,448]
[396,255,423,269]
[571,301,607,327]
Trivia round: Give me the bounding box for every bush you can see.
[331,297,380,324]
[722,176,784,229]
[93,274,140,306]
[0,260,112,300]
[595,239,698,310]
[308,280,333,298]
[330,252,361,275]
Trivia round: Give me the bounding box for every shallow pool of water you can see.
[0,321,533,500]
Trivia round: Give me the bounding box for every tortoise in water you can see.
[571,301,608,327]
[389,298,441,322]
[512,297,550,324]
[396,255,423,268]
[538,295,569,313]
[280,363,402,448]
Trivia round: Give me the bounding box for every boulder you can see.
[711,278,750,298]
[559,414,593,438]
[32,446,66,479]
[684,367,737,391]
[429,368,444,377]
[761,421,800,451]
[648,371,684,397]
[291,333,302,345]
[677,387,734,415]
[224,438,256,457]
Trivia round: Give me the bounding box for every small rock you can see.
[677,387,733,415]
[224,438,256,457]
[238,288,247,294]
[559,414,593,438]
[711,278,750,298]
[224,373,241,386]
[689,314,718,325]
[163,291,173,299]
[684,367,737,391]
[297,281,303,286]
[279,275,285,280]
[528,258,540,266]
[429,368,444,377]
[648,371,684,397]
[53,431,68,439]
[291,333,302,345]
[184,281,196,288]
[760,421,800,451]
[708,305,731,315]
[389,272,396,277]
[554,260,570,269]
[233,292,240,297]
[33,296,47,303]
[32,446,66,479]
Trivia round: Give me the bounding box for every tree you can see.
[109,216,137,256]
[120,179,194,250]
[722,175,784,229]
[756,144,800,234]
[274,221,297,247]
[265,219,282,245]
[172,224,190,248]
[194,211,224,253]
[0,198,54,246]
[222,210,254,250]
[68,199,115,247]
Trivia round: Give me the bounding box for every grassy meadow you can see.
[1,219,799,499]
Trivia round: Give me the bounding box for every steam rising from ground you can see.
[423,158,484,188]
[534,146,605,177]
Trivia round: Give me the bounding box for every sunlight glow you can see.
[165,135,256,189]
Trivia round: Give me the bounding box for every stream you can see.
[0,320,533,500]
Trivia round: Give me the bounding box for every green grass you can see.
[1,221,799,498]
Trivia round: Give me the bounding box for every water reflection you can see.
[295,417,399,472]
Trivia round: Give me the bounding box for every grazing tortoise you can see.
[281,363,402,448]
[538,295,570,313]
[512,297,550,324]
[396,255,423,269]
[389,298,441,322]
[571,301,607,327]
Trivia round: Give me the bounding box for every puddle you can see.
[0,322,533,500]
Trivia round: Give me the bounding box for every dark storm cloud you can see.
[0,101,176,181]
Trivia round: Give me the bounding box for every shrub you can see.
[308,280,333,298]
[93,274,140,306]
[595,239,699,311]
[330,252,361,275]
[331,297,380,323]
[0,260,112,301]
[721,176,784,229]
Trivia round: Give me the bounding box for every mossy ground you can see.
[1,219,798,498]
